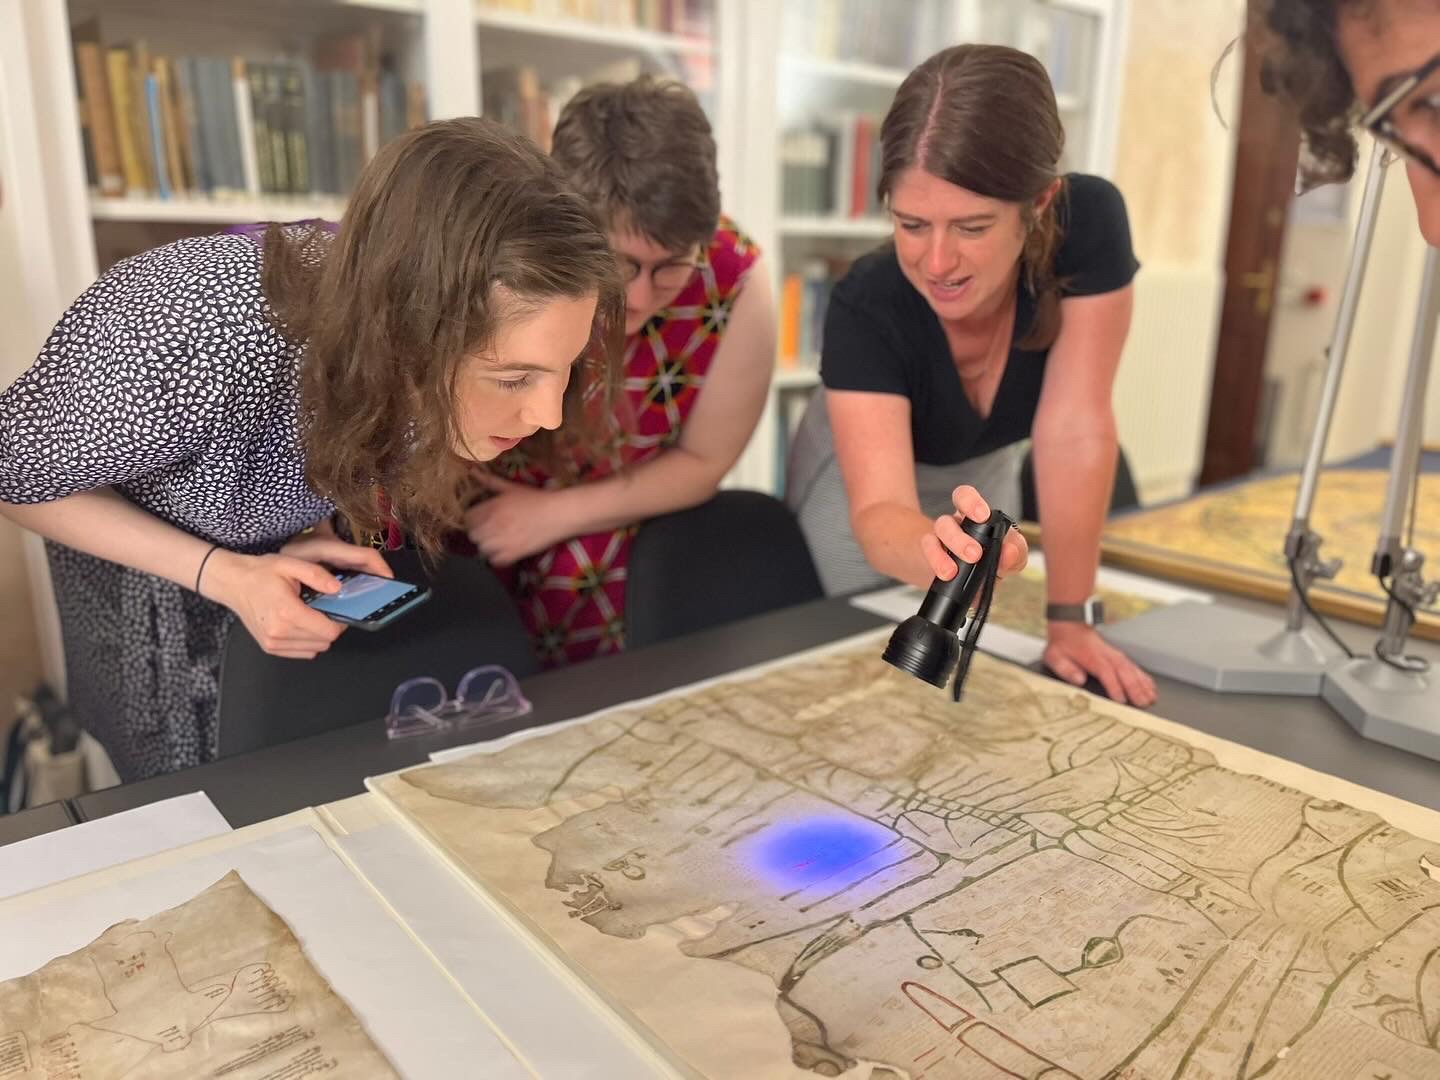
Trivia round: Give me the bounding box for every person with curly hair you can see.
[1260,0,1439,243]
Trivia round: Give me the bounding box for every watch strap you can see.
[1045,598,1105,626]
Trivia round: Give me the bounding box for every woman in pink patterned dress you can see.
[464,78,776,666]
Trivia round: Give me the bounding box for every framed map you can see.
[1099,470,1440,639]
[373,634,1440,1080]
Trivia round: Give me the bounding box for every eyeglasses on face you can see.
[618,252,701,292]
[1361,50,1440,179]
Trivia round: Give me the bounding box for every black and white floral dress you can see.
[0,233,333,781]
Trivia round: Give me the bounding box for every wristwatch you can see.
[1045,597,1105,626]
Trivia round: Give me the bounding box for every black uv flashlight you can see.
[882,511,1015,700]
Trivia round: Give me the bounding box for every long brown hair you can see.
[261,117,624,551]
[879,44,1067,349]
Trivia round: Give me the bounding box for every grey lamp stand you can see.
[1321,242,1440,759]
[1103,141,1388,694]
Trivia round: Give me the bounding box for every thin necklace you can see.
[954,300,1013,382]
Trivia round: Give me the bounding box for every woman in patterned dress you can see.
[464,79,776,667]
[0,118,623,781]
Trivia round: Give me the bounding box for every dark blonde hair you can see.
[550,77,720,252]
[879,45,1067,349]
[261,117,623,550]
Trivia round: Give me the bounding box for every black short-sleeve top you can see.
[819,173,1138,466]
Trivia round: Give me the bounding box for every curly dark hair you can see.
[1258,0,1373,189]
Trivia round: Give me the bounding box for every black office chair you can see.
[625,490,824,649]
[217,550,538,757]
[1019,444,1140,522]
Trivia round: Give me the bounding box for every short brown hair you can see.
[879,45,1067,350]
[262,117,624,551]
[1257,0,1367,190]
[551,77,720,252]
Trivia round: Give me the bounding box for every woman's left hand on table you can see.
[1044,622,1157,707]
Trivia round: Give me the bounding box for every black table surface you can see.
[65,593,1440,831]
[0,799,77,847]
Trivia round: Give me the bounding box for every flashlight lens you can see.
[883,616,958,688]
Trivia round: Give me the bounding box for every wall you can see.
[1111,0,1244,268]
[1266,142,1437,468]
[1106,0,1244,502]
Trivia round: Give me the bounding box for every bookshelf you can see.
[474,1,718,163]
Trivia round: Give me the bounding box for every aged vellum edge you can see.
[0,869,399,1079]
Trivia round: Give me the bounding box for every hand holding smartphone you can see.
[302,570,431,630]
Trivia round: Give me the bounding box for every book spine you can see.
[232,57,261,196]
[283,64,310,195]
[106,49,147,194]
[143,73,171,198]
[360,72,379,163]
[175,57,209,195]
[264,65,290,195]
[76,42,124,196]
[156,58,189,197]
[301,63,333,195]
[130,46,157,193]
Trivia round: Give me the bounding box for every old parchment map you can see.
[905,567,1160,641]
[377,642,1440,1080]
[0,871,397,1079]
[1103,470,1440,638]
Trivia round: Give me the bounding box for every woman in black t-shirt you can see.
[786,44,1157,707]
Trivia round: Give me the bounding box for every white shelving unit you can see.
[474,8,711,56]
[778,215,893,240]
[89,194,349,224]
[779,54,907,89]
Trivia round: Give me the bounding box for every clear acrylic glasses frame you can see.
[384,664,531,740]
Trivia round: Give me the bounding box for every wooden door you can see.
[1199,0,1300,486]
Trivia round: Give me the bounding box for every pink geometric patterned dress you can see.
[493,217,759,667]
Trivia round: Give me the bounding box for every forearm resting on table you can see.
[1,487,214,590]
[853,501,938,590]
[1031,423,1116,604]
[559,446,728,536]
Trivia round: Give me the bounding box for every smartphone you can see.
[303,571,431,630]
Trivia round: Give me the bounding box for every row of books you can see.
[780,0,951,72]
[483,57,640,152]
[479,0,712,36]
[780,114,884,219]
[778,259,843,369]
[72,23,425,202]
